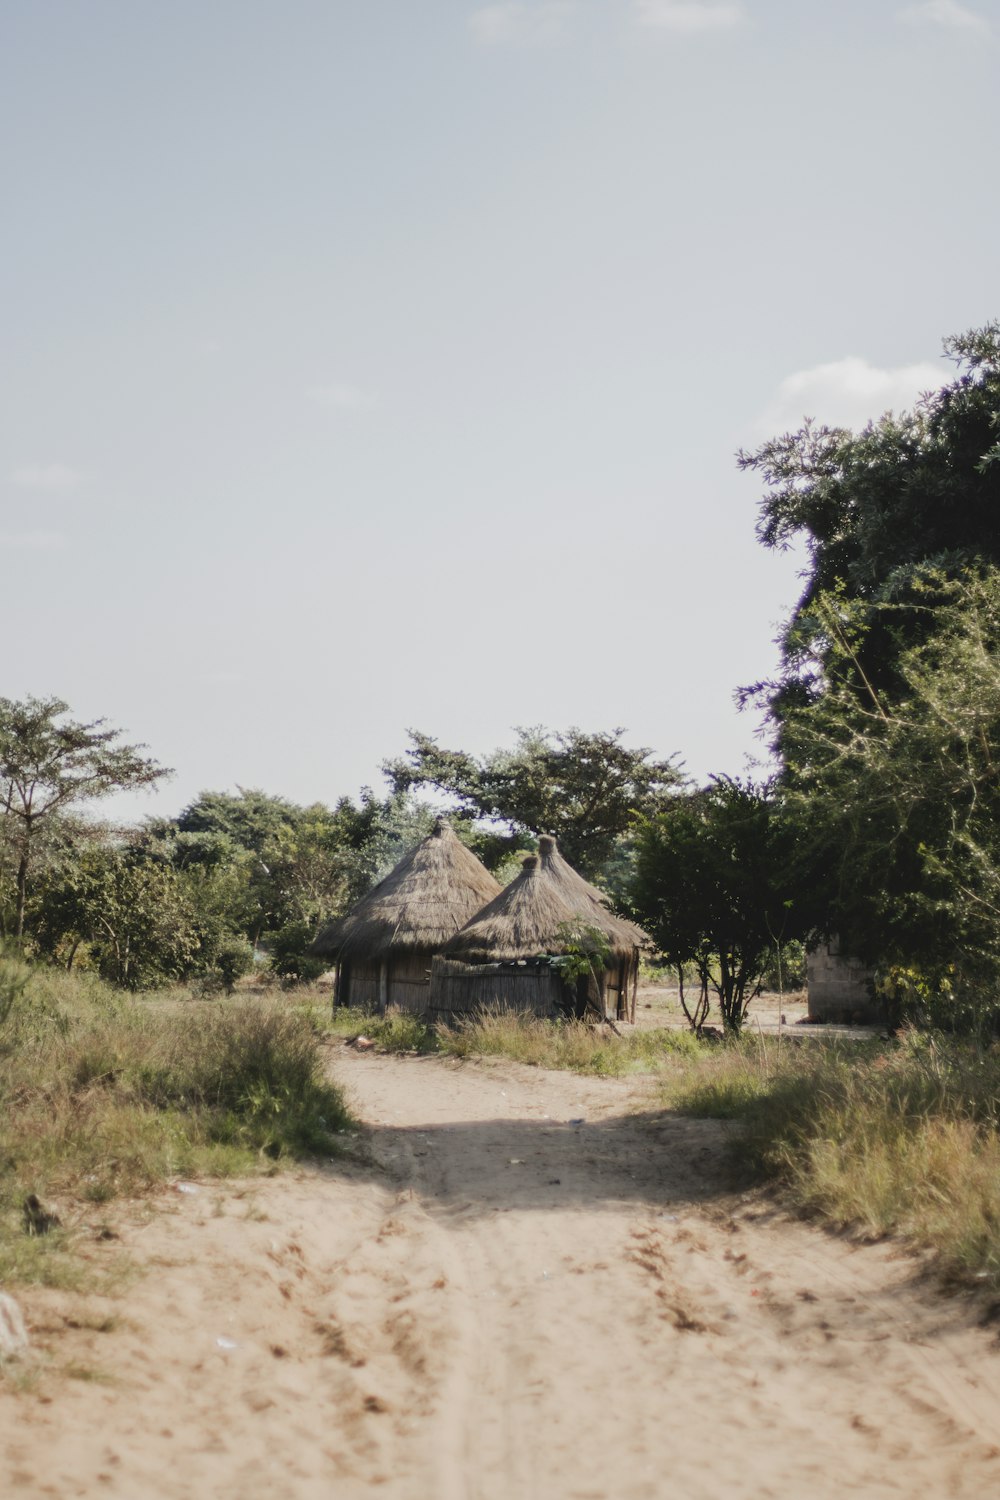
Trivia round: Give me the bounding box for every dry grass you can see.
[321,1002,701,1074]
[670,1030,1000,1289]
[436,1006,701,1075]
[0,964,352,1292]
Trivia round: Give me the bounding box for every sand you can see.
[3,1047,1000,1499]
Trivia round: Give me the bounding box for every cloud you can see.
[635,0,746,32]
[753,356,945,437]
[469,2,575,45]
[0,531,68,550]
[304,383,377,412]
[897,0,991,33]
[9,463,81,491]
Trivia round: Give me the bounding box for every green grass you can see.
[0,963,353,1292]
[322,1005,436,1053]
[669,1030,1000,1290]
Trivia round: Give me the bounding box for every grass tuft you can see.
[670,1030,1000,1288]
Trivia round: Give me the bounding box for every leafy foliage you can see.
[779,572,1000,1017]
[0,697,168,941]
[740,322,1000,737]
[630,778,799,1033]
[742,322,1000,1017]
[385,726,680,876]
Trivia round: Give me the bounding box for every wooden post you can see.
[379,959,389,1016]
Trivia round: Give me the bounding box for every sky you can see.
[2,0,998,824]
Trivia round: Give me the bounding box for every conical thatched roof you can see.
[443,854,584,963]
[536,835,651,951]
[443,836,651,964]
[309,819,502,960]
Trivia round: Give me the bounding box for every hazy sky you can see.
[3,1,998,822]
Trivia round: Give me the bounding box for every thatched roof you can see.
[443,836,651,965]
[442,855,584,963]
[309,819,502,960]
[536,835,651,951]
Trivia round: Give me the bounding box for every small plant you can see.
[547,921,613,1021]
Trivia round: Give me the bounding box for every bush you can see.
[268,920,329,984]
[207,936,255,994]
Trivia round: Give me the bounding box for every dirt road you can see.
[4,1050,1000,1499]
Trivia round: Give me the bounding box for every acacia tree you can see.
[385,726,680,876]
[0,697,168,942]
[629,778,799,1034]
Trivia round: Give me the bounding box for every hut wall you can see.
[339,959,381,1012]
[428,958,567,1024]
[807,939,881,1024]
[338,953,433,1013]
[604,959,636,1023]
[386,951,433,1014]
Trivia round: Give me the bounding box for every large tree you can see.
[385,727,680,877]
[739,321,1000,738]
[741,321,1000,1011]
[0,697,168,942]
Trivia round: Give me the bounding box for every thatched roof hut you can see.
[310,818,502,1013]
[431,843,647,1024]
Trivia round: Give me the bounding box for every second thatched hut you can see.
[428,837,648,1025]
[308,819,502,1012]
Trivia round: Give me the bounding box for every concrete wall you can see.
[807,940,882,1023]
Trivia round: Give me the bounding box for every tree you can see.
[629,778,799,1034]
[740,324,1000,728]
[0,697,168,943]
[385,727,680,877]
[778,572,1000,1018]
[739,321,1000,1014]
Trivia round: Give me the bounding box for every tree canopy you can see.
[385,726,680,877]
[740,322,1000,731]
[0,696,168,941]
[630,778,797,1033]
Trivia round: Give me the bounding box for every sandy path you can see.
[3,1050,1000,1499]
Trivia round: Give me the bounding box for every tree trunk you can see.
[14,851,28,946]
